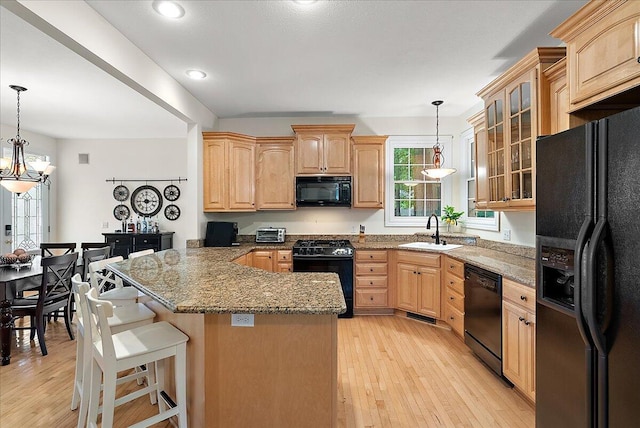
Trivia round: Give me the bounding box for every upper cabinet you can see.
[351,136,386,209]
[551,0,640,113]
[255,137,296,210]
[203,132,256,212]
[477,47,565,211]
[544,58,570,134]
[467,111,488,209]
[292,124,354,175]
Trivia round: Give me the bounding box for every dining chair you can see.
[88,256,138,306]
[10,252,78,356]
[40,242,77,257]
[128,248,154,259]
[70,274,156,428]
[81,241,115,254]
[81,246,111,282]
[85,288,189,428]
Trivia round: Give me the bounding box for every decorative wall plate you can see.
[164,204,181,221]
[131,185,163,216]
[113,185,129,201]
[164,184,181,201]
[113,204,131,221]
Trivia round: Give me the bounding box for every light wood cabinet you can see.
[354,250,390,313]
[502,278,536,402]
[395,251,441,319]
[256,137,295,210]
[551,0,640,112]
[248,249,292,273]
[351,136,386,209]
[476,47,565,211]
[291,124,354,175]
[544,58,570,134]
[467,111,488,209]
[203,132,256,212]
[443,257,465,338]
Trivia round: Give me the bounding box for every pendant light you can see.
[421,100,456,180]
[0,85,56,194]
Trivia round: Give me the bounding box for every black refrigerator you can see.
[536,105,640,428]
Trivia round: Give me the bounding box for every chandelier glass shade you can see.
[421,100,456,180]
[0,85,55,194]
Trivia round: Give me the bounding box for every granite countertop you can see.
[352,241,535,288]
[107,246,346,315]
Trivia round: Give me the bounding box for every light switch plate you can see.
[502,229,511,241]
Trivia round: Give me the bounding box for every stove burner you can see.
[292,239,354,258]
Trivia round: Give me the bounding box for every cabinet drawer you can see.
[445,304,464,337]
[276,262,292,273]
[445,257,464,279]
[356,250,388,262]
[276,250,292,261]
[355,263,388,276]
[503,278,536,312]
[355,289,388,308]
[355,276,388,288]
[396,251,440,267]
[445,288,464,312]
[445,271,465,295]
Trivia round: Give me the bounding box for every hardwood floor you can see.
[0,316,534,427]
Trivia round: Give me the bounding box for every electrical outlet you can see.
[503,229,511,241]
[102,221,109,229]
[351,225,356,233]
[231,313,254,327]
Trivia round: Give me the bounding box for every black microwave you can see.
[296,176,352,207]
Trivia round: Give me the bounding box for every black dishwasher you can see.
[464,264,503,377]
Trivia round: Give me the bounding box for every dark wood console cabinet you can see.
[102,232,174,258]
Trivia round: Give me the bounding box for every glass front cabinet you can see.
[476,47,565,211]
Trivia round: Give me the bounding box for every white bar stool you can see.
[70,274,156,428]
[89,256,139,306]
[86,288,189,428]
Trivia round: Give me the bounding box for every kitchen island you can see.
[107,247,346,428]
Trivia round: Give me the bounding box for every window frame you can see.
[384,135,453,227]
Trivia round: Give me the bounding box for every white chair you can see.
[70,274,156,428]
[89,256,139,306]
[128,248,154,259]
[86,288,189,428]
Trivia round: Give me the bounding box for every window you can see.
[462,128,499,231]
[385,136,452,227]
[0,148,50,251]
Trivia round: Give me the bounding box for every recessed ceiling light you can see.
[152,1,185,19]
[186,70,207,80]
[293,0,318,4]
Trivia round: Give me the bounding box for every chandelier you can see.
[0,85,55,194]
[421,100,456,180]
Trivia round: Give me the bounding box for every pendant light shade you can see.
[421,100,456,180]
[0,85,55,194]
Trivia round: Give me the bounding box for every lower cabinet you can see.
[354,250,389,313]
[103,232,174,259]
[395,251,441,319]
[502,278,536,402]
[443,257,465,338]
[248,249,292,273]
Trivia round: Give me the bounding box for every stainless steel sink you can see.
[397,242,462,251]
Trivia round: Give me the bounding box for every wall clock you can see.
[164,204,181,221]
[113,204,131,221]
[131,185,163,217]
[113,185,129,201]
[164,184,180,201]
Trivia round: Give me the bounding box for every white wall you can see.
[56,138,191,248]
[210,115,536,247]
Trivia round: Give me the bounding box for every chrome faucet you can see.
[426,213,440,245]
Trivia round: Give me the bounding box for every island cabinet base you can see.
[145,301,338,427]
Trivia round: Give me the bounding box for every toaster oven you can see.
[255,227,286,243]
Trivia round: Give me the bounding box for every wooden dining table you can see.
[0,256,49,365]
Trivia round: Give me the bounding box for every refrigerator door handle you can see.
[575,217,594,347]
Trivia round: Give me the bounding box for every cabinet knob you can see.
[520,295,527,301]
[637,57,640,64]
[413,271,416,274]
[450,316,455,320]
[450,265,454,269]
[370,268,374,272]
[370,281,373,285]
[449,296,454,300]
[370,297,374,301]
[519,317,525,322]
[524,320,531,326]
[369,255,373,258]
[417,272,421,275]
[449,281,454,285]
